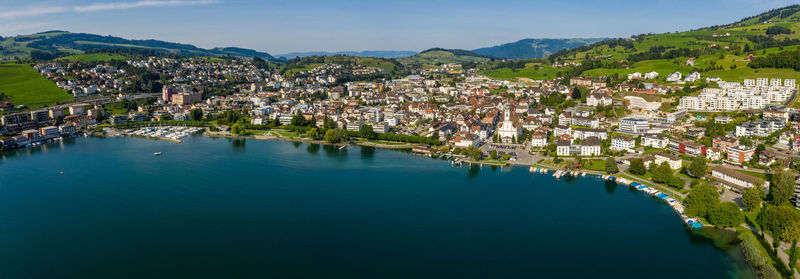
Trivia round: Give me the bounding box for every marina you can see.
[121,126,203,143]
[524,165,701,230]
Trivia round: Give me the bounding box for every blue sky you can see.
[0,0,797,54]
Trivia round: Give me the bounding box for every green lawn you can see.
[0,63,73,109]
[735,169,770,181]
[582,159,606,171]
[481,63,563,81]
[57,53,128,63]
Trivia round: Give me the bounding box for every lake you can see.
[0,135,753,278]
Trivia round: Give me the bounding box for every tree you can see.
[782,223,800,272]
[324,129,349,143]
[708,201,744,228]
[230,123,246,135]
[629,158,647,175]
[465,146,483,161]
[667,176,684,189]
[359,124,375,139]
[770,170,795,206]
[742,187,763,212]
[305,128,320,140]
[605,157,619,173]
[291,110,308,127]
[648,160,657,174]
[740,137,753,147]
[190,108,203,121]
[762,205,800,241]
[684,183,720,218]
[571,87,582,100]
[653,161,673,184]
[490,150,498,160]
[323,116,336,130]
[688,156,707,178]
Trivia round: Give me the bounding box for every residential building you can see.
[611,136,635,151]
[618,118,649,134]
[711,166,768,191]
[726,145,755,163]
[641,134,668,148]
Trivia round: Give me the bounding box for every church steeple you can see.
[504,105,511,122]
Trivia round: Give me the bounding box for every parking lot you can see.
[480,142,534,164]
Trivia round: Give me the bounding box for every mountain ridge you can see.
[472,38,608,59]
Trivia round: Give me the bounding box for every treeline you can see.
[766,25,793,36]
[749,50,800,70]
[344,130,441,145]
[729,5,800,26]
[627,46,708,62]
[83,48,178,59]
[747,35,800,50]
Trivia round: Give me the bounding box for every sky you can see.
[0,0,798,55]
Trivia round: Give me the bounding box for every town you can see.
[3,56,800,210]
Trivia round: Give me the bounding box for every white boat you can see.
[154,152,162,156]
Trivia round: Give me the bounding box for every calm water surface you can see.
[0,136,754,278]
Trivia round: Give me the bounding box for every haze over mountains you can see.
[472,38,609,59]
[278,39,608,59]
[0,31,605,62]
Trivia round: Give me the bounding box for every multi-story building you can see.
[726,145,755,163]
[531,131,547,148]
[641,134,668,149]
[712,136,738,152]
[711,166,768,191]
[611,136,635,151]
[735,118,785,137]
[643,152,683,170]
[669,139,707,157]
[618,118,649,134]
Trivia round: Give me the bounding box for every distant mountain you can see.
[278,50,417,59]
[472,38,608,59]
[0,31,281,62]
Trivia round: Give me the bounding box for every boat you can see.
[154,152,162,156]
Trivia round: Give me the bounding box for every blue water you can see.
[0,136,750,278]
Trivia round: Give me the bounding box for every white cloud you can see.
[0,22,50,35]
[74,0,218,13]
[0,1,217,19]
[0,6,67,19]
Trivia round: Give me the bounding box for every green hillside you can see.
[0,31,281,62]
[399,48,492,68]
[486,5,800,83]
[0,63,73,109]
[281,55,407,78]
[57,53,129,63]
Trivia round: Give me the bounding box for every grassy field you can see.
[482,62,563,81]
[400,50,489,67]
[0,63,73,109]
[581,159,606,171]
[57,53,128,63]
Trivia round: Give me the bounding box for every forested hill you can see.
[472,38,607,59]
[0,31,281,62]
